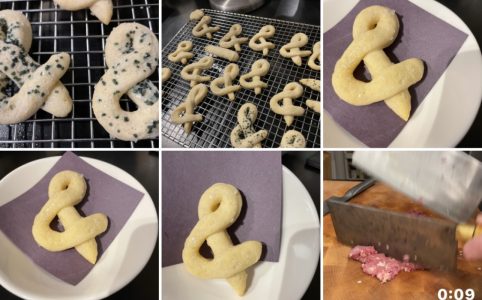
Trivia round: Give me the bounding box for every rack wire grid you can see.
[162,9,320,148]
[0,0,159,148]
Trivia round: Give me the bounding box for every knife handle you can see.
[456,224,482,242]
[323,178,375,216]
[344,178,376,199]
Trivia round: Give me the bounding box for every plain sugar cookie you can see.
[279,33,312,66]
[32,170,108,264]
[270,82,305,126]
[239,59,270,95]
[168,40,194,65]
[331,5,424,121]
[181,56,214,87]
[192,15,219,39]
[210,64,241,101]
[171,84,208,134]
[220,24,248,52]
[249,25,275,56]
[182,183,262,295]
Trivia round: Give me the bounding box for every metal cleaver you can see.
[352,151,482,223]
[328,200,457,270]
[329,151,482,270]
[328,200,482,271]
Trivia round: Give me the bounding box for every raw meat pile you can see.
[349,246,423,283]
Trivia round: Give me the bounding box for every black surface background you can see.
[282,151,320,300]
[0,151,159,300]
[437,0,482,147]
[162,0,320,46]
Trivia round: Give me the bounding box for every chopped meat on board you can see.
[348,245,378,263]
[349,246,423,283]
[400,261,420,272]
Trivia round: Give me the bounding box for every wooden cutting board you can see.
[324,181,482,300]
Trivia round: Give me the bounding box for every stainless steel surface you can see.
[0,0,159,148]
[209,0,266,13]
[328,200,458,271]
[330,151,367,180]
[162,9,320,148]
[353,151,482,223]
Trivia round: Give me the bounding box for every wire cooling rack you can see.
[162,9,320,148]
[0,0,159,148]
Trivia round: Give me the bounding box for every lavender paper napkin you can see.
[0,152,144,285]
[323,0,468,147]
[162,151,282,267]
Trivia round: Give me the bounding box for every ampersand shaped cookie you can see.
[191,10,220,40]
[171,84,208,134]
[168,40,194,65]
[0,10,72,125]
[182,183,262,296]
[181,56,213,87]
[220,24,248,52]
[210,64,240,101]
[308,41,320,70]
[280,130,306,148]
[230,103,268,148]
[279,33,312,66]
[53,0,113,24]
[92,23,159,141]
[239,59,270,95]
[270,82,305,126]
[249,25,276,56]
[300,78,320,113]
[332,5,424,121]
[32,170,108,264]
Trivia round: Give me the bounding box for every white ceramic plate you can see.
[323,0,482,148]
[0,156,158,300]
[162,166,320,300]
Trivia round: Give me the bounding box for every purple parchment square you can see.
[323,0,468,147]
[0,152,144,285]
[162,151,282,267]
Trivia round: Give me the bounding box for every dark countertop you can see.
[0,151,159,300]
[438,0,482,147]
[162,0,320,47]
[282,151,320,300]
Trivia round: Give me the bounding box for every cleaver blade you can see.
[352,151,482,223]
[328,200,458,271]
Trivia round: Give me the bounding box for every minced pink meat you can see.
[348,245,378,263]
[349,246,423,283]
[400,261,420,272]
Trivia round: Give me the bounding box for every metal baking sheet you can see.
[0,0,159,148]
[161,9,320,148]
